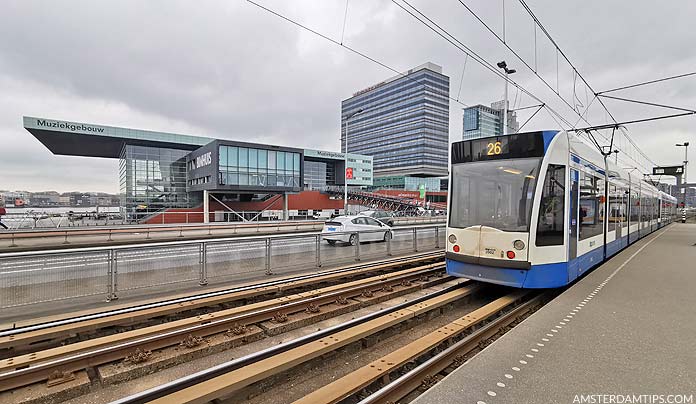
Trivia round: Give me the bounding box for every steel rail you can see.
[358,295,547,404]
[293,291,534,404]
[110,282,474,404]
[0,264,450,392]
[0,251,443,338]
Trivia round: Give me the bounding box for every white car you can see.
[321,215,393,246]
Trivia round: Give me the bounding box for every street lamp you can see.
[497,61,516,136]
[676,142,689,207]
[343,108,364,213]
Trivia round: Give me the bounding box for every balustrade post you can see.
[265,238,273,275]
[355,232,361,261]
[199,243,208,285]
[316,234,322,267]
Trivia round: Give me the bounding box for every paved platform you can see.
[416,223,696,404]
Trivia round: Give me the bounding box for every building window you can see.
[217,145,300,188]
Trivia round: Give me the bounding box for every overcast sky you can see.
[0,0,694,193]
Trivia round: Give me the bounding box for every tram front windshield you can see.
[449,158,540,231]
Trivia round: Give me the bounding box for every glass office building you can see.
[462,101,519,140]
[302,149,373,190]
[24,116,374,222]
[341,62,449,178]
[372,175,442,192]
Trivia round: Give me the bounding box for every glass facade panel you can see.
[219,145,227,166]
[239,147,248,167]
[217,145,300,189]
[268,151,276,169]
[119,144,193,221]
[249,148,257,169]
[285,153,293,172]
[277,151,285,170]
[258,149,267,169]
[229,146,238,166]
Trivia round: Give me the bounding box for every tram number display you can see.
[451,132,546,163]
[474,137,509,158]
[486,141,503,155]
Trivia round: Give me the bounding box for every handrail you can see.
[0,216,445,247]
[0,223,445,259]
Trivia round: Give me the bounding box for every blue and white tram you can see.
[445,130,677,288]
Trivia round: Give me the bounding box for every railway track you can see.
[108,284,540,404]
[298,292,550,404]
[0,254,448,395]
[0,251,443,354]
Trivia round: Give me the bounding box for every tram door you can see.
[568,169,580,281]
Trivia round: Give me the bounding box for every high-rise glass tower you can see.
[462,101,519,140]
[341,63,449,178]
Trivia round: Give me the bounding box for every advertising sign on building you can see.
[346,167,354,180]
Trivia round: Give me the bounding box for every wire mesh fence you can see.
[116,245,201,294]
[0,251,109,307]
[206,238,268,280]
[0,224,445,308]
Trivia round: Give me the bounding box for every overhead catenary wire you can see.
[516,0,658,169]
[511,103,544,112]
[450,0,654,172]
[597,70,696,95]
[394,0,652,172]
[598,94,696,114]
[340,0,350,45]
[456,54,469,101]
[391,0,574,128]
[517,104,545,132]
[572,112,696,132]
[453,0,590,126]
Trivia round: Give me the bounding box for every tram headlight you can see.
[513,240,525,250]
[448,234,457,244]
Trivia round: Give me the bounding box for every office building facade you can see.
[462,100,519,140]
[341,62,449,178]
[24,116,373,221]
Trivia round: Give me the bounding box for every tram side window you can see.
[579,173,604,240]
[608,184,623,232]
[629,191,640,223]
[536,165,565,246]
[641,196,649,222]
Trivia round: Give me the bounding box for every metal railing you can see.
[0,224,446,308]
[0,216,446,249]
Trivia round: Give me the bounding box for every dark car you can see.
[360,210,394,227]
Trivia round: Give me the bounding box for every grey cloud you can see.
[0,0,695,192]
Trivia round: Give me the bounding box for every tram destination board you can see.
[652,165,684,176]
[452,131,546,164]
